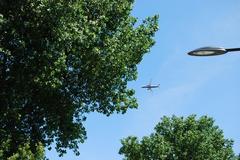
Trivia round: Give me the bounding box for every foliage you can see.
[0,139,45,160]
[0,0,158,157]
[119,115,236,160]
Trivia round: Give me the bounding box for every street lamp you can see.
[187,47,240,56]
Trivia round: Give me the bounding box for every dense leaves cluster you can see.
[119,115,236,160]
[0,139,45,160]
[0,0,158,157]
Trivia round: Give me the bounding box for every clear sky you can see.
[47,0,240,159]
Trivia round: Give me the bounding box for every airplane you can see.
[141,81,160,91]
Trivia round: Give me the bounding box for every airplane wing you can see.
[147,87,152,91]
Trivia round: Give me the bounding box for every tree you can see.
[0,139,45,160]
[0,0,158,157]
[119,115,236,160]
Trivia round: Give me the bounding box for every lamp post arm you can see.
[225,48,240,52]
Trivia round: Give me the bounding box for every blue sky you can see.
[47,0,240,159]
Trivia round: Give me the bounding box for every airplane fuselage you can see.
[141,84,160,90]
[142,85,159,88]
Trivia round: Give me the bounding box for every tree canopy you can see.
[119,115,236,160]
[0,139,45,160]
[0,0,158,157]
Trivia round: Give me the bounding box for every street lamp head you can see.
[187,47,227,56]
